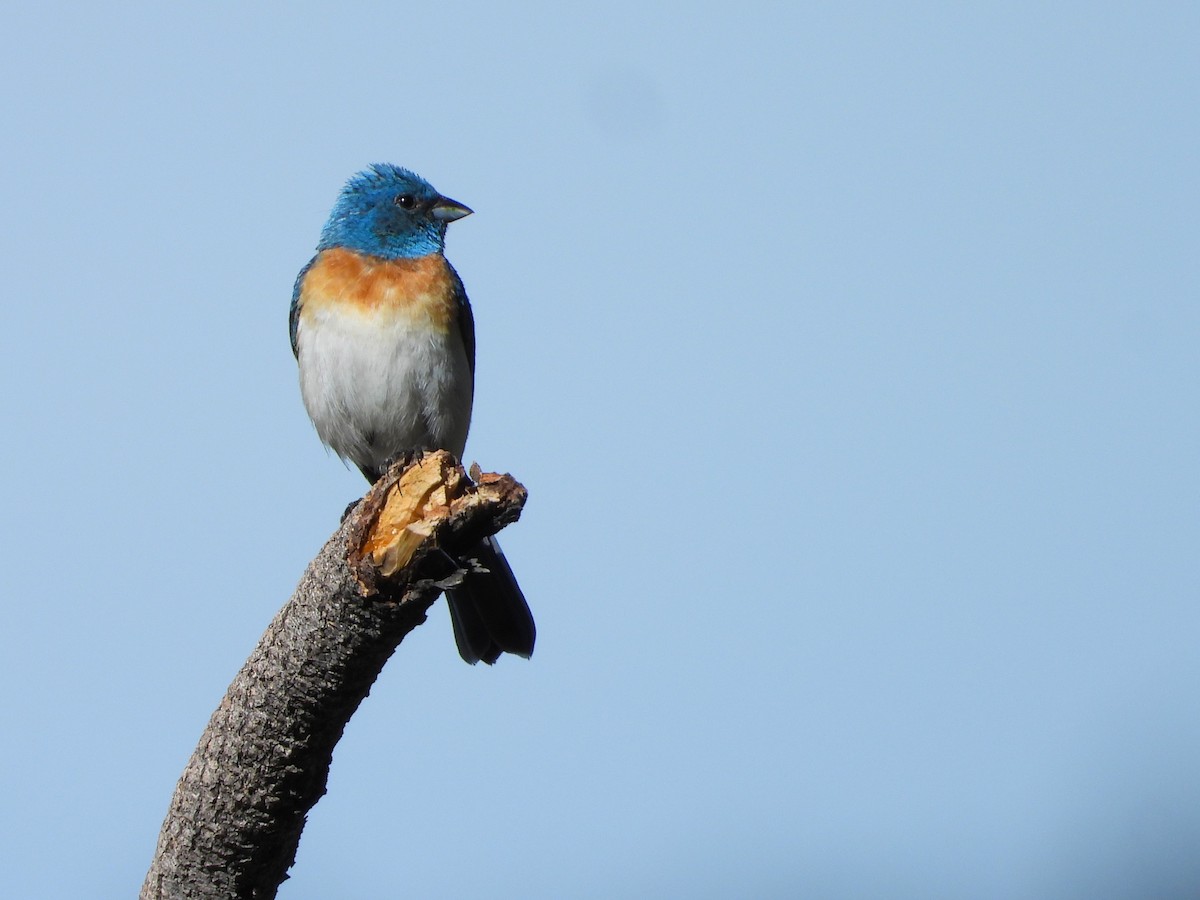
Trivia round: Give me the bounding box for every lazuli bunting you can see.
[289,164,536,665]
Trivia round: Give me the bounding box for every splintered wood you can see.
[350,450,526,593]
[359,453,466,577]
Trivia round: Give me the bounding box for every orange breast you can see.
[300,247,457,332]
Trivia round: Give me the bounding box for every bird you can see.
[289,163,536,665]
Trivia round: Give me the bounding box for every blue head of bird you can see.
[317,164,472,260]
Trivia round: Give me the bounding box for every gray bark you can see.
[140,456,526,899]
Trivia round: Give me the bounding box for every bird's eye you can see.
[395,194,417,210]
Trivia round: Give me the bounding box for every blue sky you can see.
[2,3,1198,897]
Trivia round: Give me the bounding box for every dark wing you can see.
[446,261,476,382]
[289,257,317,359]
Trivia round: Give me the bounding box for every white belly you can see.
[297,305,473,474]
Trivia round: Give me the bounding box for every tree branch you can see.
[141,452,527,900]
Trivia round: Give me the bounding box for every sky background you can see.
[2,2,1198,898]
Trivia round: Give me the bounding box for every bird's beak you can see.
[431,196,473,222]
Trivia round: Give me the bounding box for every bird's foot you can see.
[383,449,427,474]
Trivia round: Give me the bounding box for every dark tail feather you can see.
[446,536,536,665]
